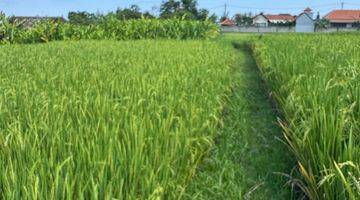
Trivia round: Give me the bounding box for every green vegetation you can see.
[1,25,359,199]
[0,15,219,44]
[66,0,216,25]
[0,40,234,199]
[184,38,293,199]
[253,34,360,199]
[67,5,154,25]
[159,0,217,21]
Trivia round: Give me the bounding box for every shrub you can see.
[0,15,219,44]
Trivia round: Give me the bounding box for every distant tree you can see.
[208,13,218,23]
[197,9,217,22]
[116,5,154,20]
[160,0,215,21]
[196,8,208,20]
[234,14,243,25]
[68,11,98,25]
[316,18,330,29]
[160,0,181,19]
[69,5,154,24]
[181,0,198,16]
[354,19,360,29]
[233,13,253,26]
[143,11,155,19]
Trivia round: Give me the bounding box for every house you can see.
[296,8,315,32]
[220,18,236,26]
[9,16,66,27]
[253,14,269,27]
[265,14,295,24]
[324,10,360,28]
[253,13,295,27]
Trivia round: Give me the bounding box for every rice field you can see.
[1,32,359,200]
[0,40,234,199]
[253,34,360,199]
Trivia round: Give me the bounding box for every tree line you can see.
[68,0,217,25]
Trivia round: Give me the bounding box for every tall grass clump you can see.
[0,40,234,199]
[0,14,219,44]
[253,34,360,199]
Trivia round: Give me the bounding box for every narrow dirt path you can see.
[184,40,294,199]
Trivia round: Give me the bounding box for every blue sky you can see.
[1,0,360,18]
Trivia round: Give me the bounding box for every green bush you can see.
[0,15,219,44]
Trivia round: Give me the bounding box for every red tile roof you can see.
[324,10,360,23]
[221,18,236,26]
[264,14,295,21]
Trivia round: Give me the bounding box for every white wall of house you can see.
[221,26,359,33]
[253,15,269,27]
[269,19,289,23]
[296,13,315,32]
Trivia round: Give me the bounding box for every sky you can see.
[1,0,360,18]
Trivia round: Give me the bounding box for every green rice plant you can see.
[252,34,360,199]
[0,40,234,199]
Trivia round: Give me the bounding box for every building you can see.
[324,10,360,28]
[253,14,269,27]
[253,14,295,27]
[220,18,236,26]
[295,8,315,32]
[265,14,295,24]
